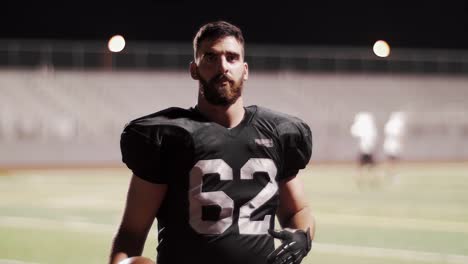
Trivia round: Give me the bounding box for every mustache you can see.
[209,72,234,83]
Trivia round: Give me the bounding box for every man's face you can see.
[191,36,248,106]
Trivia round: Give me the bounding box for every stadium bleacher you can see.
[1,41,467,166]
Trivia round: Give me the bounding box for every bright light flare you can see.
[373,40,390,58]
[108,35,126,52]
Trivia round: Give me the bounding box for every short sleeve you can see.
[277,121,313,180]
[120,123,168,184]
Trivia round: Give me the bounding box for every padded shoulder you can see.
[252,106,313,180]
[120,107,199,183]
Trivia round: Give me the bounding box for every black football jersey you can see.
[120,105,312,264]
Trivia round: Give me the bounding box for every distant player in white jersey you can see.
[383,111,407,181]
[350,112,378,185]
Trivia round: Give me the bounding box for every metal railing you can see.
[1,39,468,74]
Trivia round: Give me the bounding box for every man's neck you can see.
[197,96,245,128]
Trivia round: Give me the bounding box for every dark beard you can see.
[199,71,244,106]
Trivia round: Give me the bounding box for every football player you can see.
[383,111,407,181]
[350,112,378,186]
[109,21,315,264]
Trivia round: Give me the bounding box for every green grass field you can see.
[1,162,468,264]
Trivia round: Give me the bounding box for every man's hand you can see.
[267,228,312,264]
[118,256,155,264]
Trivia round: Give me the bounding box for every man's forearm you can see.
[281,206,315,240]
[109,231,147,264]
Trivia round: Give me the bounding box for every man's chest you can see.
[191,125,281,169]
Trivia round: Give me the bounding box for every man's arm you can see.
[109,175,168,264]
[277,175,315,237]
[266,175,315,264]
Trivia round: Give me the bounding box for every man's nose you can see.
[218,56,229,74]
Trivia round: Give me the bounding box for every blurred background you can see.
[1,1,467,264]
[1,1,468,165]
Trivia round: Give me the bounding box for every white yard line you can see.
[0,259,40,264]
[314,242,468,264]
[2,216,468,263]
[0,216,115,233]
[318,213,468,233]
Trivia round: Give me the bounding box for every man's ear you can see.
[190,61,199,80]
[243,62,249,81]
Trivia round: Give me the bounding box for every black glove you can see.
[267,228,312,264]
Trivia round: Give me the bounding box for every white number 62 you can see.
[189,158,278,235]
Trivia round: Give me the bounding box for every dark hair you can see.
[193,21,245,59]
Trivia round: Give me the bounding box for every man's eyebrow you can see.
[226,51,240,57]
[203,50,240,56]
[202,51,216,56]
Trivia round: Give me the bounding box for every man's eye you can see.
[205,55,216,62]
[227,55,238,62]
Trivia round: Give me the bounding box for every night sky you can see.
[2,1,468,49]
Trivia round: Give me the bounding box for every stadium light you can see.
[108,35,126,52]
[373,40,390,58]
